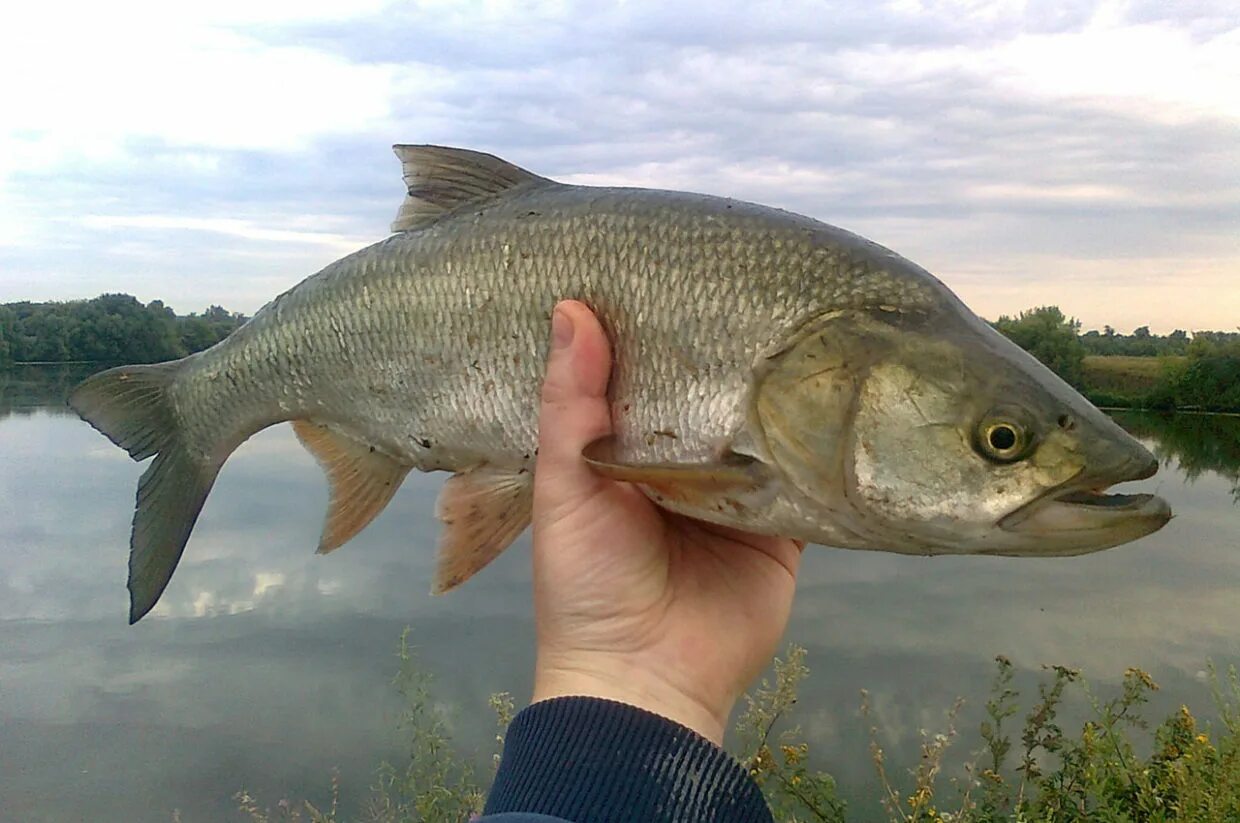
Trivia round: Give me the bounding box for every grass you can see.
[231,639,1240,823]
[1082,355,1185,402]
[1084,355,1180,381]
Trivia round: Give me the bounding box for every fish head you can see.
[754,309,1171,556]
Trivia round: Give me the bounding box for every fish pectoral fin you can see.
[292,420,412,554]
[582,436,771,507]
[433,466,534,594]
[390,145,550,232]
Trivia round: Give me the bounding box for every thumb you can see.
[534,301,614,511]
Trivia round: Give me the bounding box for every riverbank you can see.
[1080,354,1240,413]
[1081,354,1178,408]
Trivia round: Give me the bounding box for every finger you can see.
[534,300,614,510]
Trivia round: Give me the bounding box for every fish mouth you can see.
[1052,489,1159,510]
[996,456,1171,555]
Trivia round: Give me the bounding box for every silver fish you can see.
[70,146,1171,623]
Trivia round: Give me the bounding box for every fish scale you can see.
[217,188,933,471]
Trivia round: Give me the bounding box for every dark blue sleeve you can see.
[477,696,773,823]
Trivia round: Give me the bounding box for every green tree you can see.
[1168,329,1190,353]
[0,295,247,365]
[0,306,15,365]
[24,311,72,361]
[1080,325,1207,358]
[992,306,1086,386]
[178,315,218,353]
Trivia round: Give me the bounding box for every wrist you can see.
[532,651,731,745]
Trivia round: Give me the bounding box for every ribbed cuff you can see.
[483,696,772,823]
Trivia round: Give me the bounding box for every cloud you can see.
[0,1,1236,331]
[81,214,369,252]
[0,3,397,176]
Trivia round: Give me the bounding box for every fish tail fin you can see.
[70,360,222,623]
[70,361,186,461]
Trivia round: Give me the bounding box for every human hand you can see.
[530,300,804,745]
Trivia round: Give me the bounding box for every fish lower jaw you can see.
[994,485,1172,555]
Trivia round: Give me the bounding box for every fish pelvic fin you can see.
[69,360,221,624]
[432,465,533,594]
[390,145,550,232]
[292,420,413,554]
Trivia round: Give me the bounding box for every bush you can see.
[1168,349,1240,412]
[1083,390,1137,409]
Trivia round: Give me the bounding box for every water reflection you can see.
[2,369,1239,821]
[0,364,98,419]
[1113,410,1240,501]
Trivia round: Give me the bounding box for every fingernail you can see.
[552,306,574,350]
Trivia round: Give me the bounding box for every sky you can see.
[0,0,1237,333]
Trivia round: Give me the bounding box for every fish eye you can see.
[976,414,1032,463]
[989,425,1017,450]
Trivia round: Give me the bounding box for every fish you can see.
[69,145,1172,623]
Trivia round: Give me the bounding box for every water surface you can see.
[1,367,1237,821]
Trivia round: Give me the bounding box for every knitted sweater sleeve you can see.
[476,696,773,823]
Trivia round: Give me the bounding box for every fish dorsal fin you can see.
[432,465,534,594]
[391,145,549,232]
[292,420,413,553]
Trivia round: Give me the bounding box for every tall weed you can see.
[234,642,1240,823]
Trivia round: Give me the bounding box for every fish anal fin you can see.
[292,420,412,553]
[433,466,533,594]
[582,436,771,511]
[391,145,550,232]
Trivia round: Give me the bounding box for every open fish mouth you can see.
[1052,488,1161,511]
[996,457,1171,554]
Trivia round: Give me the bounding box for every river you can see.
[1,365,1237,822]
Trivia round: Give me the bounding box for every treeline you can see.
[994,307,1240,412]
[0,294,247,365]
[3,295,1236,412]
[1082,326,1192,357]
